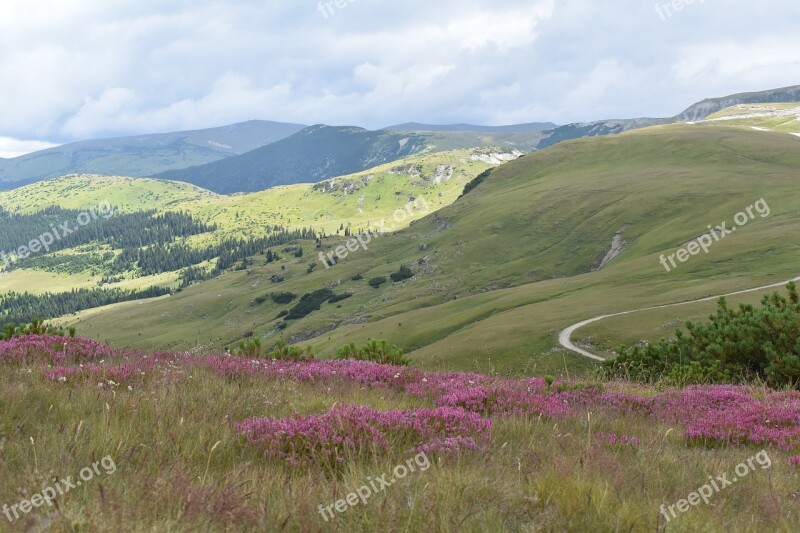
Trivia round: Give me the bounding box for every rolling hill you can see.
[0,120,306,188]
[58,117,800,376]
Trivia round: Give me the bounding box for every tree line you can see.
[0,286,171,330]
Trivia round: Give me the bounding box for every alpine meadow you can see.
[1,2,800,532]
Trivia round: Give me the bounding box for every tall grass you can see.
[1,336,798,531]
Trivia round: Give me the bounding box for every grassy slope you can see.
[0,149,498,300]
[61,123,800,377]
[0,175,219,214]
[701,103,800,133]
[180,148,496,237]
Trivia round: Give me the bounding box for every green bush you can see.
[390,265,414,283]
[235,338,262,358]
[285,289,335,320]
[1,320,76,340]
[335,339,410,366]
[271,292,297,305]
[368,276,387,288]
[602,283,800,388]
[269,340,315,361]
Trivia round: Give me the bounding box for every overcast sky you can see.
[1,0,798,156]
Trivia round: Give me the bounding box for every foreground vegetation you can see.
[1,334,799,531]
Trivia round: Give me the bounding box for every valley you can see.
[3,114,792,379]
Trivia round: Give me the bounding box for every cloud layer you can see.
[1,0,798,149]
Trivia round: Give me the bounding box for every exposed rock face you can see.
[594,229,628,271]
[469,151,524,165]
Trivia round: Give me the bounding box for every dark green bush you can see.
[285,288,335,320]
[369,276,387,288]
[271,292,297,305]
[602,283,800,388]
[390,265,414,283]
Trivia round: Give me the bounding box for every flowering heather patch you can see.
[650,386,757,425]
[202,356,423,389]
[684,396,800,450]
[0,334,120,365]
[436,386,573,418]
[6,335,800,455]
[594,432,641,447]
[790,456,800,467]
[236,405,491,470]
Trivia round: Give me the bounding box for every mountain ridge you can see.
[384,122,557,133]
[0,120,307,188]
[152,125,432,193]
[535,84,800,149]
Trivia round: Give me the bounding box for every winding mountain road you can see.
[558,275,800,361]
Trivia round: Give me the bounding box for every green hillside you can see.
[700,103,800,133]
[0,149,504,302]
[0,174,219,214]
[59,121,800,376]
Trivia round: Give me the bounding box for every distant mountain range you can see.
[2,84,798,193]
[536,84,800,149]
[0,120,306,188]
[384,122,557,133]
[153,125,430,194]
[675,85,800,122]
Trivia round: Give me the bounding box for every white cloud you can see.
[0,0,798,142]
[0,137,60,159]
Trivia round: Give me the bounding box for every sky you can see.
[1,0,799,157]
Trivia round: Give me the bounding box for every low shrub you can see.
[271,292,297,305]
[369,276,387,288]
[336,339,410,366]
[602,283,800,388]
[390,265,414,283]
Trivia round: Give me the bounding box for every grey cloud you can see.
[0,0,798,148]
